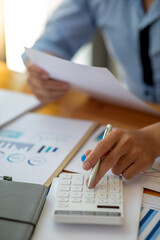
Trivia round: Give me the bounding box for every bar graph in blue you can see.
[37,145,58,153]
[138,207,160,240]
[0,139,34,152]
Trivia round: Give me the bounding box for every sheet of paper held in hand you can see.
[25,48,160,116]
[0,113,94,184]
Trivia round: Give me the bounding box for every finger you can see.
[86,136,133,188]
[29,82,67,102]
[87,153,121,188]
[28,76,70,91]
[112,146,146,176]
[42,79,70,90]
[27,62,49,79]
[83,129,122,170]
[85,150,92,157]
[122,160,143,179]
[30,83,68,98]
[111,153,134,175]
[33,90,67,103]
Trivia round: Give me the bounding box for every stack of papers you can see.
[0,89,40,127]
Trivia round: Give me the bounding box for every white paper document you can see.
[25,48,160,116]
[0,89,40,127]
[65,125,106,174]
[0,113,94,184]
[32,178,142,240]
[134,157,160,192]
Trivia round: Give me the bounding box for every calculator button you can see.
[96,199,108,204]
[59,173,72,179]
[70,192,82,198]
[99,176,107,184]
[72,175,83,180]
[60,179,71,185]
[58,197,69,202]
[71,198,82,203]
[109,182,119,188]
[109,199,121,204]
[84,187,95,192]
[98,185,107,192]
[58,192,70,197]
[59,186,70,191]
[84,193,95,198]
[97,193,108,199]
[109,186,120,193]
[84,198,95,203]
[110,193,120,199]
[72,180,83,185]
[72,186,83,192]
[108,175,119,182]
[58,202,68,207]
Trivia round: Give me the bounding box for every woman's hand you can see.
[83,123,160,188]
[27,61,70,103]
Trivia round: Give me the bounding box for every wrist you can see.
[141,122,160,158]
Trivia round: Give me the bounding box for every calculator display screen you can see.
[97,205,119,209]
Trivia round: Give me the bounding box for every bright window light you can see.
[3,0,62,72]
[3,0,91,73]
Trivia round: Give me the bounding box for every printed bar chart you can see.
[138,207,160,240]
[37,146,45,153]
[0,140,34,152]
[37,145,58,153]
[45,147,52,153]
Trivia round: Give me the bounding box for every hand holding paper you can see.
[25,48,160,116]
[27,60,70,103]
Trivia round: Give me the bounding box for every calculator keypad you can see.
[53,173,124,225]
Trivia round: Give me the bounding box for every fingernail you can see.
[82,161,91,170]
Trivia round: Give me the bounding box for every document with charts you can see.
[0,113,95,184]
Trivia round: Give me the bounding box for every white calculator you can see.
[53,173,124,225]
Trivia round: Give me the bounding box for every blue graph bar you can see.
[37,146,58,153]
[146,220,160,240]
[139,209,157,234]
[138,208,160,240]
[53,147,58,152]
[45,147,52,153]
[81,154,86,162]
[96,131,105,141]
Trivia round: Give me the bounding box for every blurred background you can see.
[0,0,114,74]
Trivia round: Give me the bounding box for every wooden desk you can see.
[1,61,160,196]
